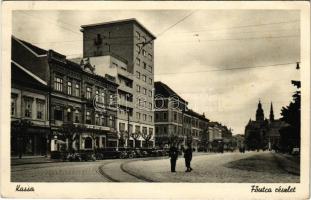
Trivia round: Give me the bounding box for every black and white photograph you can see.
[1,1,310,199]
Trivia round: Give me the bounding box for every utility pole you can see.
[127,108,130,148]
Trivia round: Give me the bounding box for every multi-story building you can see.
[80,19,156,148]
[154,81,188,148]
[48,51,118,151]
[154,81,210,151]
[12,36,119,153]
[11,60,50,156]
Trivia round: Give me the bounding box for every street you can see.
[11,151,299,183]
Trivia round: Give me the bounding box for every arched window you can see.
[85,137,92,149]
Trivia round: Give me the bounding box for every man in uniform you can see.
[169,143,179,172]
[184,144,193,172]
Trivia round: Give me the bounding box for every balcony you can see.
[118,84,133,95]
[118,98,134,108]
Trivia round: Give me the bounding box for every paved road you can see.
[11,151,299,182]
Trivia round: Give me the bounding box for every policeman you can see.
[169,143,179,172]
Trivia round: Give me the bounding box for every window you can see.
[142,36,146,43]
[95,114,100,125]
[135,125,140,133]
[148,78,152,85]
[142,127,147,135]
[136,112,141,120]
[148,53,152,60]
[24,97,33,118]
[148,90,152,97]
[101,115,106,126]
[36,100,44,120]
[101,92,105,104]
[149,102,152,109]
[155,113,159,120]
[143,88,147,95]
[135,31,140,39]
[149,128,153,135]
[67,81,72,95]
[86,86,92,99]
[136,71,140,79]
[11,95,17,116]
[119,122,125,132]
[109,116,115,128]
[67,108,72,122]
[136,85,141,93]
[147,65,152,72]
[54,109,63,121]
[143,100,146,108]
[74,110,80,123]
[112,62,118,68]
[136,44,140,53]
[163,112,167,120]
[86,111,91,124]
[143,114,147,121]
[149,115,153,122]
[75,82,80,97]
[142,75,146,82]
[95,90,99,102]
[54,76,63,92]
[174,112,177,121]
[136,58,140,66]
[143,62,147,69]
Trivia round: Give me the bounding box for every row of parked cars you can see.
[59,148,170,162]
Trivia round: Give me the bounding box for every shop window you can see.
[85,137,92,149]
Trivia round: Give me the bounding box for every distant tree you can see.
[245,131,261,151]
[279,63,301,153]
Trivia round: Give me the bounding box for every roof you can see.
[154,81,188,103]
[81,18,156,39]
[11,61,48,90]
[13,36,47,56]
[184,109,209,122]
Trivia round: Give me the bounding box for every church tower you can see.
[256,100,264,121]
[269,102,274,121]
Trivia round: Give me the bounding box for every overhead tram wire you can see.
[154,62,298,76]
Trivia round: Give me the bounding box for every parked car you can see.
[292,147,300,156]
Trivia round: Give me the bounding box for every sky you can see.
[12,10,300,134]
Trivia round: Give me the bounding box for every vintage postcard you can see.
[0,1,310,199]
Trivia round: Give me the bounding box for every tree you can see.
[245,130,261,151]
[60,123,83,152]
[118,131,126,148]
[141,130,153,148]
[279,62,301,153]
[131,131,141,148]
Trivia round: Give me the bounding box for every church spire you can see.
[270,102,274,121]
[256,100,264,121]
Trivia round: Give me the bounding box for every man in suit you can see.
[184,144,193,172]
[169,143,179,172]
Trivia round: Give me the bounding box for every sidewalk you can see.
[273,153,300,175]
[11,156,62,166]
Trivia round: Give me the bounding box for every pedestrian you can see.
[169,143,179,172]
[184,144,193,172]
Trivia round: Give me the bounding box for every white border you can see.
[1,1,310,199]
